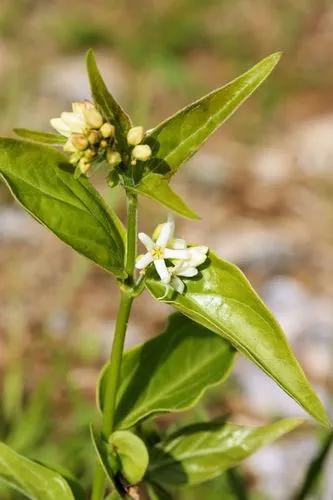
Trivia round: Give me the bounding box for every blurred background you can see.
[1,0,333,498]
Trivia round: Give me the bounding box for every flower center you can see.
[151,246,164,260]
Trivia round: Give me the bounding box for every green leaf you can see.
[86,49,131,149]
[147,482,173,500]
[0,441,74,499]
[146,252,330,428]
[90,427,148,495]
[0,138,126,277]
[109,431,149,484]
[145,52,281,177]
[226,468,249,500]
[105,493,122,500]
[147,418,302,488]
[13,128,67,145]
[99,314,235,429]
[294,431,333,500]
[127,173,199,219]
[91,425,120,493]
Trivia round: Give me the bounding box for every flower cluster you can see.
[136,215,208,293]
[51,101,152,177]
[51,101,118,175]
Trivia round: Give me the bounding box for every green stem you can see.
[102,291,133,437]
[91,193,138,500]
[125,192,138,282]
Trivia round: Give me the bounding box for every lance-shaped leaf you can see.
[13,128,67,145]
[0,139,126,277]
[99,314,235,429]
[147,418,302,487]
[146,252,330,427]
[126,173,199,219]
[86,49,131,149]
[145,52,281,177]
[0,442,75,499]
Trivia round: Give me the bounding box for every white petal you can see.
[61,112,86,133]
[164,248,190,260]
[138,232,154,251]
[170,238,187,249]
[154,259,171,283]
[156,214,175,247]
[63,138,76,152]
[170,276,185,294]
[72,102,85,115]
[50,118,71,137]
[135,253,153,270]
[176,266,198,277]
[188,246,208,267]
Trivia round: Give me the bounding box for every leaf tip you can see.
[268,51,283,67]
[86,47,95,61]
[86,48,97,72]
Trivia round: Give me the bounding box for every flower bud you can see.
[79,158,92,174]
[71,134,88,151]
[132,144,152,162]
[83,107,103,129]
[88,130,100,145]
[107,150,122,167]
[69,151,83,165]
[100,139,108,149]
[100,122,115,138]
[84,148,96,160]
[127,126,144,146]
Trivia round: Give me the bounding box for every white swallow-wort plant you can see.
[0,50,330,500]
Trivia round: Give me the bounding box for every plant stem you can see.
[91,193,138,500]
[102,291,133,437]
[125,192,138,282]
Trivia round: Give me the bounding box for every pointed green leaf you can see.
[13,128,67,145]
[99,314,235,429]
[146,252,330,427]
[147,418,302,487]
[0,442,75,499]
[127,173,199,219]
[0,139,126,277]
[86,49,131,148]
[145,53,281,177]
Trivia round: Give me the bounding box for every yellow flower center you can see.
[151,246,164,260]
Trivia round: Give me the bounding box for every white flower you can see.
[136,215,208,291]
[50,101,103,137]
[136,215,190,283]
